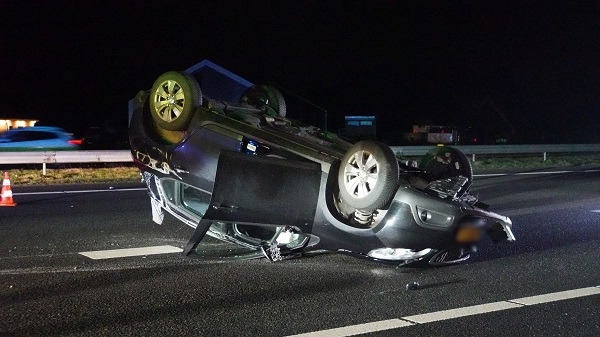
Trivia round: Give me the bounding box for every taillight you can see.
[69,139,83,145]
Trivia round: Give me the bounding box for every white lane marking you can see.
[475,168,600,177]
[516,170,572,175]
[79,245,183,260]
[591,210,600,213]
[14,187,146,196]
[402,301,522,324]
[509,287,600,305]
[286,319,414,337]
[285,285,600,337]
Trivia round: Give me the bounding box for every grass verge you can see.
[5,167,141,185]
[470,153,600,171]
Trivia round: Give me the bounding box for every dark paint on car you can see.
[129,66,515,266]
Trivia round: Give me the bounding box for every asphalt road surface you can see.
[1,167,599,337]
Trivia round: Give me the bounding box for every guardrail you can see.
[390,144,600,161]
[1,144,600,169]
[0,150,133,175]
[0,150,133,164]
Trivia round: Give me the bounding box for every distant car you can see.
[81,126,129,150]
[0,126,79,151]
[129,69,514,266]
[426,126,456,145]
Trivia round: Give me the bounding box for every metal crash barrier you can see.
[0,150,133,175]
[390,144,600,161]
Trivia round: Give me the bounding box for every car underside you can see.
[129,69,515,266]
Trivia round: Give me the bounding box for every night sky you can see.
[1,1,599,144]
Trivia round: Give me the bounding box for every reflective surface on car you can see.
[0,126,79,151]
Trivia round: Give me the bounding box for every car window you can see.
[7,132,28,142]
[26,131,59,141]
[3,131,58,142]
[181,184,211,216]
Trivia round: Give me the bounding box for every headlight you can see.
[367,248,432,261]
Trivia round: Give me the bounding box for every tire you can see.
[338,141,400,211]
[241,85,286,117]
[149,71,202,131]
[418,146,473,195]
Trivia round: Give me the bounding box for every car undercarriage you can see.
[129,68,515,266]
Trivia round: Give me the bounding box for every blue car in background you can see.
[0,126,80,151]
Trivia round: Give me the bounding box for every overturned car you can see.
[129,69,515,266]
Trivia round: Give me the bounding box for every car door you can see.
[169,125,244,193]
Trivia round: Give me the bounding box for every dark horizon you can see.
[1,1,599,144]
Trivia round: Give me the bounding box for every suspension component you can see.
[351,210,376,227]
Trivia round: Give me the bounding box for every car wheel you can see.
[241,85,286,117]
[149,71,202,131]
[338,141,400,211]
[419,146,473,189]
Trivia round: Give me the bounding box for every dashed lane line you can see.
[402,301,522,324]
[13,188,147,196]
[286,285,600,337]
[79,245,183,260]
[286,319,414,337]
[508,286,600,306]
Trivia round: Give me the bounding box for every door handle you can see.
[173,166,189,174]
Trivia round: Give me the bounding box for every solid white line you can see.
[402,301,522,324]
[474,173,508,177]
[285,285,600,337]
[475,168,600,177]
[285,319,414,337]
[79,245,183,260]
[14,187,146,196]
[475,171,573,177]
[516,170,572,175]
[509,287,600,306]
